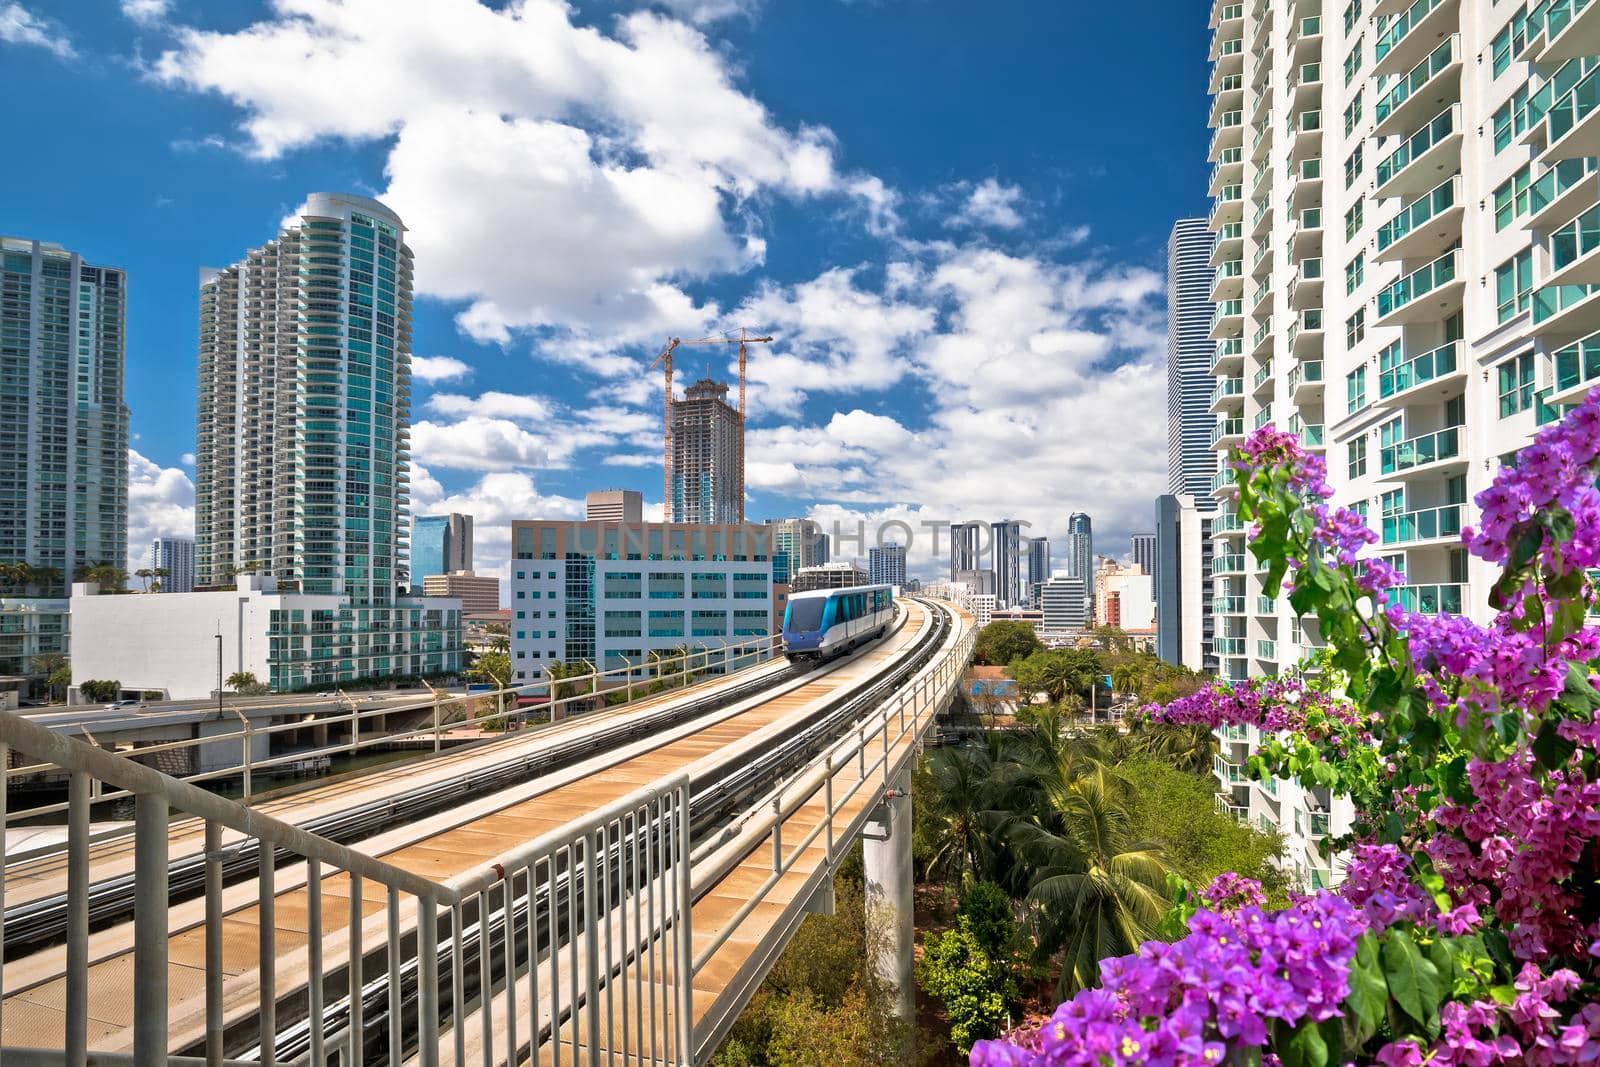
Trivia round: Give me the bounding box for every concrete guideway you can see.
[0,600,963,1062]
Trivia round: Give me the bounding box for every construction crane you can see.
[647,328,773,523]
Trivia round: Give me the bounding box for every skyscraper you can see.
[151,537,195,593]
[1064,512,1094,609]
[991,519,1025,607]
[411,513,473,593]
[1131,533,1157,578]
[670,377,742,524]
[0,237,129,593]
[196,193,411,602]
[1155,495,1215,672]
[1167,218,1218,503]
[868,543,907,587]
[1026,536,1051,605]
[1040,576,1089,632]
[768,518,826,584]
[949,521,985,579]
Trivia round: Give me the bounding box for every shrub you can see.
[919,915,1017,1054]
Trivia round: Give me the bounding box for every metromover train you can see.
[780,583,897,663]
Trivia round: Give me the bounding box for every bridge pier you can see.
[863,766,915,1024]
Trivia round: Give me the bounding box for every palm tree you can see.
[1127,722,1217,775]
[135,568,154,592]
[918,743,1005,886]
[1008,768,1174,996]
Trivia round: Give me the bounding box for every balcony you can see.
[1380,425,1467,478]
[1549,328,1600,403]
[1211,184,1245,229]
[1523,57,1597,151]
[1257,595,1277,614]
[1288,413,1325,449]
[1212,336,1245,374]
[1211,417,1247,449]
[1251,278,1273,317]
[1256,639,1278,660]
[1374,0,1458,78]
[1212,222,1245,267]
[1212,467,1240,498]
[1251,318,1275,360]
[1251,199,1274,239]
[1291,157,1323,209]
[1211,258,1245,302]
[1211,298,1245,339]
[1212,595,1247,615]
[1547,202,1600,287]
[1393,583,1466,615]
[1214,795,1250,824]
[1374,37,1461,139]
[1290,308,1324,358]
[1214,755,1249,784]
[1374,176,1462,264]
[1211,509,1244,535]
[1546,65,1600,160]
[1213,635,1247,657]
[1209,147,1244,195]
[1291,61,1323,107]
[1290,257,1324,310]
[1292,207,1324,259]
[1528,157,1600,234]
[1211,375,1246,412]
[1532,283,1600,340]
[1214,553,1247,575]
[1375,106,1462,201]
[1532,0,1600,64]
[1382,504,1464,546]
[1375,248,1464,327]
[1254,406,1274,429]
[1378,340,1465,405]
[1289,360,1324,403]
[1252,360,1276,396]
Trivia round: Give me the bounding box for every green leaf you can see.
[1343,933,1389,1045]
[1275,1018,1330,1067]
[1482,928,1514,976]
[1533,715,1579,772]
[1382,928,1445,1026]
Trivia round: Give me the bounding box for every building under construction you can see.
[670,377,743,524]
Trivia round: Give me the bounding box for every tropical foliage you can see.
[975,620,1044,666]
[225,671,270,696]
[78,679,122,703]
[975,394,1600,1065]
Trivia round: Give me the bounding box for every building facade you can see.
[1027,536,1051,605]
[507,520,773,682]
[0,597,69,679]
[422,570,500,613]
[1155,492,1216,671]
[1064,512,1094,609]
[586,490,643,524]
[670,378,743,524]
[1168,218,1221,501]
[0,237,129,594]
[1095,558,1156,631]
[791,561,869,592]
[867,543,907,587]
[1039,575,1090,632]
[1130,533,1158,578]
[151,537,195,593]
[949,521,985,578]
[768,518,827,584]
[991,519,1025,607]
[411,513,473,592]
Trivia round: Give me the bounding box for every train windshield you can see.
[786,598,826,631]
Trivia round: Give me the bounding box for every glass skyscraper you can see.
[410,512,472,592]
[1167,219,1218,503]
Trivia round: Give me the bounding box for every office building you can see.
[1026,536,1051,605]
[1197,0,1600,885]
[949,521,985,578]
[0,237,130,595]
[953,568,995,597]
[1168,218,1220,501]
[151,537,195,593]
[670,377,742,524]
[1039,576,1090,632]
[1155,493,1215,672]
[768,518,827,584]
[423,570,501,613]
[183,193,462,688]
[507,520,773,681]
[586,490,643,524]
[791,561,869,592]
[991,519,1025,607]
[411,513,473,593]
[1095,558,1155,631]
[1064,512,1094,609]
[1131,533,1157,578]
[868,543,907,587]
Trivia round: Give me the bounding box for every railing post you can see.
[585,833,602,1067]
[134,791,170,1066]
[205,820,224,1067]
[771,793,783,872]
[260,843,277,1067]
[308,858,325,1067]
[675,782,695,1064]
[432,689,442,754]
[66,772,89,1066]
[418,894,440,1067]
[823,753,834,860]
[0,741,6,1045]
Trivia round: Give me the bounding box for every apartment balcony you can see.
[1211,222,1245,266]
[1546,203,1600,287]
[1289,257,1323,310]
[1292,14,1323,61]
[1287,413,1325,450]
[1532,283,1600,341]
[1251,240,1273,279]
[1288,109,1324,163]
[1256,595,1277,614]
[1289,360,1324,403]
[1291,207,1324,259]
[1211,298,1245,339]
[1208,147,1244,195]
[1528,158,1600,234]
[1531,0,1600,64]
[1543,64,1600,161]
[1374,176,1462,265]
[1210,1,1244,32]
[1250,278,1273,318]
[1210,20,1244,63]
[1214,794,1250,825]
[1211,185,1245,229]
[1211,375,1246,412]
[1254,406,1274,430]
[1393,583,1467,615]
[1250,318,1275,360]
[1210,111,1245,161]
[1377,340,1466,406]
[1373,0,1458,79]
[1210,258,1245,303]
[1290,158,1323,210]
[1212,467,1240,499]
[1210,88,1246,132]
[1214,754,1249,786]
[1212,336,1246,374]
[1374,37,1461,139]
[1211,417,1247,450]
[1549,327,1600,403]
[1375,105,1461,201]
[1213,634,1248,657]
[1217,724,1250,748]
[1380,425,1468,480]
[1250,159,1274,201]
[1289,308,1324,358]
[1256,639,1278,661]
[1374,248,1464,328]
[1251,199,1274,239]
[1212,595,1247,615]
[1214,553,1247,576]
[1522,57,1595,152]
[1382,504,1464,547]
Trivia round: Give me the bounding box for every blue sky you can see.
[2,0,1211,581]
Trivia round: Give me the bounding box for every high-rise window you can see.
[1498,351,1536,416]
[1348,436,1367,479]
[1496,250,1534,323]
[1347,367,1368,414]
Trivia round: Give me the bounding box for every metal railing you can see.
[0,601,973,1066]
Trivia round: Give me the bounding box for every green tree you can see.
[134,568,154,592]
[31,653,69,702]
[974,620,1044,666]
[471,649,513,722]
[957,880,1016,958]
[917,915,1018,1054]
[74,563,128,592]
[915,741,1010,886]
[1012,648,1102,705]
[79,679,122,703]
[225,671,270,696]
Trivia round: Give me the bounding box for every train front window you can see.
[786,598,825,631]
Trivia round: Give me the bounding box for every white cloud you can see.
[408,468,584,591]
[153,0,887,355]
[410,355,472,383]
[951,178,1025,230]
[427,391,553,422]
[180,452,196,467]
[651,0,759,24]
[0,2,74,57]
[410,417,555,472]
[127,451,195,568]
[121,0,171,25]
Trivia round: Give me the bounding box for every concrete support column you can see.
[863,766,915,1023]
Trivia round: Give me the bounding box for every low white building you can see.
[1095,560,1155,631]
[69,577,464,699]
